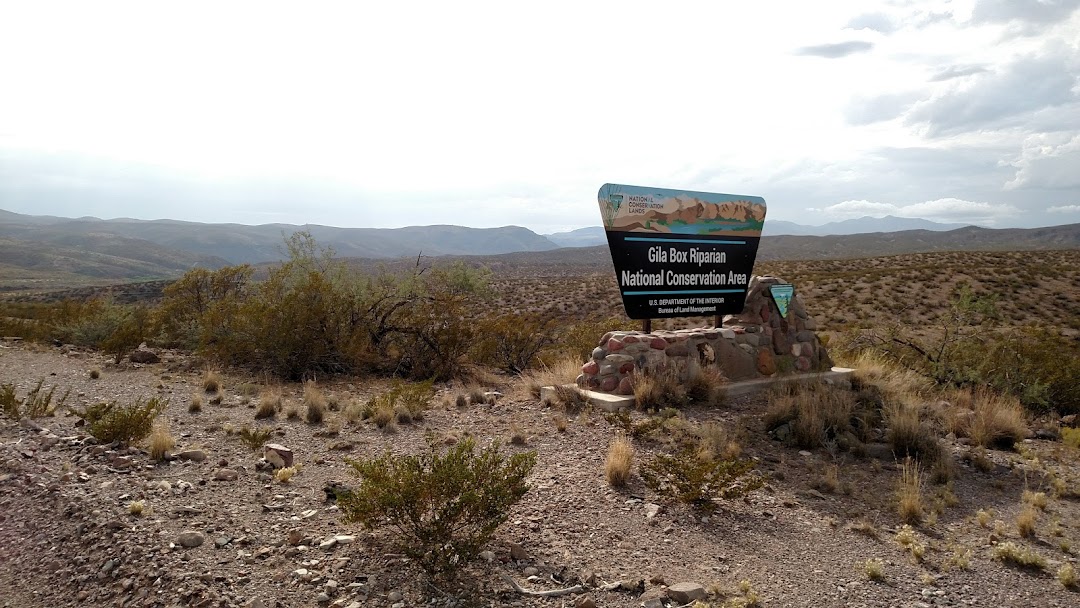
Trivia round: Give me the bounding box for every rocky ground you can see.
[1,340,1078,608]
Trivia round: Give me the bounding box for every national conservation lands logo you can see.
[769,284,794,318]
[597,183,767,320]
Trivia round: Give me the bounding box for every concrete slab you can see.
[540,367,855,411]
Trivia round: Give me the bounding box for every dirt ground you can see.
[1,341,1078,608]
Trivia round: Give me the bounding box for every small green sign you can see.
[769,284,794,318]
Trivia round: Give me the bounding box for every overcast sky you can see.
[1,0,1078,233]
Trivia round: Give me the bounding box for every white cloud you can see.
[1006,133,1080,189]
[816,197,1019,225]
[1048,204,1080,213]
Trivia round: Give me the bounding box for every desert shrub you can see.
[764,381,856,449]
[237,426,273,451]
[472,312,557,373]
[77,397,165,446]
[632,368,688,410]
[641,444,764,512]
[543,316,636,363]
[155,264,254,350]
[338,437,536,579]
[605,434,634,486]
[364,380,435,426]
[884,401,945,464]
[991,542,1046,570]
[0,379,69,421]
[1059,563,1078,589]
[1063,427,1080,449]
[851,286,1080,415]
[684,366,727,406]
[862,558,885,581]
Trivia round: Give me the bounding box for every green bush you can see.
[0,380,69,421]
[641,445,764,512]
[472,313,557,373]
[77,397,165,446]
[338,437,536,579]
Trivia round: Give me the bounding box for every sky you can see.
[1,0,1079,233]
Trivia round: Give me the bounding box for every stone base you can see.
[542,367,855,412]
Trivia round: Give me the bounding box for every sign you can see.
[598,183,767,320]
[769,284,794,318]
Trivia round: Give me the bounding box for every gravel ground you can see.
[1,340,1077,608]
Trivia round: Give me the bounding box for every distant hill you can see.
[0,211,562,265]
[544,226,607,247]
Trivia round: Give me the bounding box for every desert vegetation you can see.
[1,235,1078,607]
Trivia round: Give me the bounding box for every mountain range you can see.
[0,208,1077,291]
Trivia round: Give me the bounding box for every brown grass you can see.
[967,389,1027,450]
[605,434,634,487]
[189,394,203,413]
[520,356,581,399]
[897,460,923,525]
[148,422,175,461]
[304,382,326,424]
[203,370,222,393]
[553,414,568,433]
[255,388,281,420]
[764,382,855,449]
[1016,504,1038,537]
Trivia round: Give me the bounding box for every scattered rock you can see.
[177,531,205,548]
[574,596,596,608]
[667,582,707,604]
[213,468,239,481]
[508,542,528,561]
[264,444,294,469]
[129,349,160,364]
[176,449,208,462]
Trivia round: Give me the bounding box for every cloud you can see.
[795,40,874,58]
[971,0,1080,25]
[1006,134,1080,189]
[1048,204,1080,213]
[906,48,1079,136]
[929,64,989,81]
[846,12,896,34]
[816,197,1019,225]
[845,91,921,125]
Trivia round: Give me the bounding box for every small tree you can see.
[338,437,536,579]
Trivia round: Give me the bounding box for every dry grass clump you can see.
[89,368,101,380]
[553,414,568,433]
[275,465,300,483]
[861,558,885,581]
[1062,426,1080,449]
[1016,504,1039,537]
[552,384,589,413]
[1022,489,1048,510]
[372,405,395,432]
[304,382,326,424]
[189,394,203,413]
[976,508,993,528]
[203,370,222,393]
[849,519,878,538]
[632,368,688,410]
[521,356,581,398]
[285,404,300,420]
[605,434,634,487]
[884,400,945,465]
[764,381,855,449]
[455,394,469,409]
[509,423,528,445]
[851,351,933,399]
[965,389,1027,450]
[128,500,147,516]
[684,366,727,406]
[897,460,924,525]
[148,422,175,461]
[696,421,741,462]
[1058,563,1078,589]
[255,388,281,420]
[991,542,1046,570]
[894,524,926,562]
